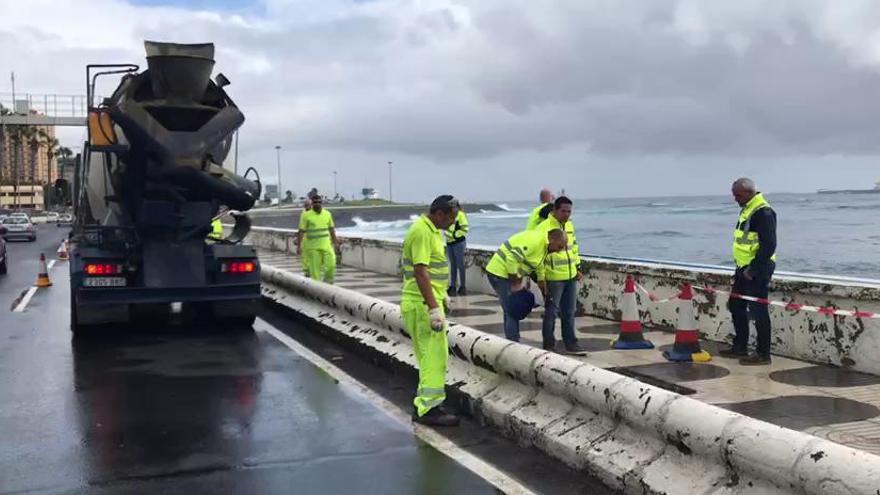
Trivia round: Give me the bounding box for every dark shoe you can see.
[413,406,460,427]
[739,354,772,366]
[457,287,468,296]
[542,341,557,352]
[718,346,748,359]
[563,342,588,356]
[447,287,455,297]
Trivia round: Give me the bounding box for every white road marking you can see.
[13,287,39,313]
[258,320,536,495]
[12,257,59,312]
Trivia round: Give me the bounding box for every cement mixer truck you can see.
[70,41,262,333]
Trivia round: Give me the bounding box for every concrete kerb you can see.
[261,264,880,495]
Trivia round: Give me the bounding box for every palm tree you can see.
[39,129,59,208]
[0,104,10,186]
[8,125,29,209]
[27,127,40,184]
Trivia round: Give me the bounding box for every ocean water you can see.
[336,193,880,280]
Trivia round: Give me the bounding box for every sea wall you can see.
[247,202,503,229]
[246,227,880,375]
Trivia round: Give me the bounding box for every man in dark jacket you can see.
[720,178,777,365]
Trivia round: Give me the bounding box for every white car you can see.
[1,217,36,242]
[29,212,49,224]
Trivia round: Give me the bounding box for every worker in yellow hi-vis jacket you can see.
[296,195,340,283]
[402,195,459,427]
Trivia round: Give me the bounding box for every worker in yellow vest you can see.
[485,228,567,341]
[401,195,459,426]
[208,217,224,241]
[537,197,587,355]
[525,188,555,230]
[719,178,777,366]
[296,195,340,283]
[445,200,469,296]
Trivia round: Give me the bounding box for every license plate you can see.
[83,277,126,287]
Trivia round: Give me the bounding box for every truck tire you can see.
[70,290,89,335]
[0,256,7,275]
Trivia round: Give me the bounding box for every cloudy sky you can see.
[2,0,880,202]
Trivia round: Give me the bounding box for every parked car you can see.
[46,212,60,223]
[29,212,49,224]
[1,217,36,242]
[57,213,74,227]
[0,225,7,274]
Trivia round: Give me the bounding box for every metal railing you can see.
[0,92,89,118]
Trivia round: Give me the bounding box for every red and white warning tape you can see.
[632,281,879,319]
[635,283,680,304]
[692,285,880,319]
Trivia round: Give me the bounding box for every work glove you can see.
[429,307,446,332]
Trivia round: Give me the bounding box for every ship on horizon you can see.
[818,178,880,194]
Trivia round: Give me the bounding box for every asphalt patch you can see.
[769,366,880,388]
[719,395,880,430]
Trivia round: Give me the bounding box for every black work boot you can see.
[739,354,772,366]
[457,287,468,296]
[542,341,557,352]
[413,406,460,427]
[563,341,588,356]
[718,346,749,359]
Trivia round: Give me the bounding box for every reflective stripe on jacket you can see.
[402,215,449,303]
[732,193,777,268]
[445,210,469,245]
[538,215,579,281]
[485,230,548,280]
[299,209,335,250]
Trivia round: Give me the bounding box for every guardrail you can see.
[0,93,89,118]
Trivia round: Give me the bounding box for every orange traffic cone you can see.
[57,240,69,261]
[611,276,654,349]
[36,253,52,288]
[663,283,710,362]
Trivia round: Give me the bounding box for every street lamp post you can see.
[387,161,393,202]
[274,145,282,206]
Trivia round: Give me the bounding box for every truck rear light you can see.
[222,261,255,273]
[85,263,123,275]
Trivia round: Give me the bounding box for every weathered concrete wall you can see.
[262,264,880,495]
[246,227,880,374]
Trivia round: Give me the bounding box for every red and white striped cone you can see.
[35,253,52,288]
[57,239,69,261]
[611,276,654,349]
[662,283,711,362]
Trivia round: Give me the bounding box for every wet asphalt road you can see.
[0,229,610,494]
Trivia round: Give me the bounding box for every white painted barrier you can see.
[262,264,880,495]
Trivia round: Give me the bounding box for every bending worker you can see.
[526,188,555,230]
[296,195,341,283]
[208,217,224,241]
[538,196,587,355]
[719,178,777,366]
[401,195,459,426]
[485,228,567,342]
[445,200,469,296]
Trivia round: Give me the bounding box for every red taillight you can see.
[222,261,256,273]
[85,263,122,275]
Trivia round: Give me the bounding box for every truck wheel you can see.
[70,291,89,335]
[0,257,7,275]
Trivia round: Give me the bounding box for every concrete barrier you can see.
[261,264,880,495]
[244,226,880,375]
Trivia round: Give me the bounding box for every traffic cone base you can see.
[612,276,654,350]
[663,283,710,363]
[57,240,69,261]
[35,253,52,288]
